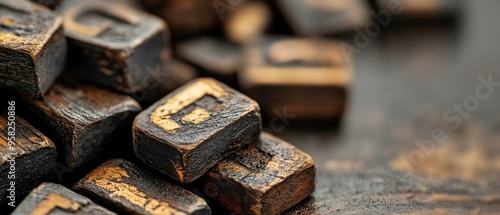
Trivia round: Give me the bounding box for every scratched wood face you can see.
[239,37,351,119]
[176,37,242,85]
[0,114,56,204]
[20,77,141,169]
[140,0,218,38]
[133,78,261,183]
[203,132,315,215]
[12,183,116,215]
[58,0,168,94]
[276,0,371,36]
[0,0,67,98]
[73,159,211,215]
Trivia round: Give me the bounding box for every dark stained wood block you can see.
[276,0,371,36]
[176,37,241,85]
[20,78,142,169]
[0,113,56,204]
[133,78,261,183]
[58,0,168,94]
[12,183,116,215]
[203,132,315,215]
[0,0,66,98]
[132,58,199,108]
[140,0,218,38]
[223,1,271,44]
[239,37,352,119]
[73,159,211,215]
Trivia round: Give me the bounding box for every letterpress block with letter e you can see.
[203,132,315,215]
[277,0,371,36]
[58,0,168,94]
[20,78,141,169]
[239,37,352,119]
[0,0,66,98]
[0,114,56,204]
[133,78,261,183]
[12,183,115,215]
[73,159,211,215]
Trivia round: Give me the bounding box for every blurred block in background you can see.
[20,77,141,169]
[58,0,168,94]
[376,0,460,20]
[177,37,241,86]
[0,0,66,98]
[133,78,261,183]
[73,159,211,215]
[223,1,271,44]
[12,183,116,215]
[0,114,56,204]
[203,132,315,215]
[240,37,352,120]
[29,0,64,10]
[277,0,371,36]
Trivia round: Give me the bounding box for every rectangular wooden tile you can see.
[20,77,141,169]
[73,159,211,215]
[58,0,168,94]
[0,113,56,204]
[176,37,241,85]
[203,132,315,215]
[277,0,371,36]
[239,36,351,119]
[12,183,116,215]
[133,77,261,183]
[0,0,66,98]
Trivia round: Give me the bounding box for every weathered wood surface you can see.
[276,0,371,36]
[58,0,168,94]
[20,77,141,169]
[73,159,211,215]
[140,0,218,38]
[239,37,351,119]
[203,132,315,215]
[133,78,261,183]
[177,37,241,85]
[0,113,56,204]
[0,0,66,98]
[12,182,116,215]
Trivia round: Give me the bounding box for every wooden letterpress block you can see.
[59,0,168,94]
[132,58,199,107]
[223,1,271,44]
[133,78,261,183]
[0,0,66,98]
[20,78,141,169]
[12,183,115,215]
[203,132,315,215]
[239,37,352,119]
[141,0,218,38]
[73,159,211,215]
[176,37,241,85]
[0,114,56,204]
[276,0,371,36]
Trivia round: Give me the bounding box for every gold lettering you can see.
[30,193,80,215]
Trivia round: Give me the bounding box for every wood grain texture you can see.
[276,0,371,36]
[12,182,116,215]
[139,0,218,38]
[73,159,211,215]
[20,77,141,169]
[58,0,168,94]
[239,37,351,119]
[203,132,315,215]
[133,78,261,183]
[0,0,66,98]
[176,37,241,85]
[0,114,56,204]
